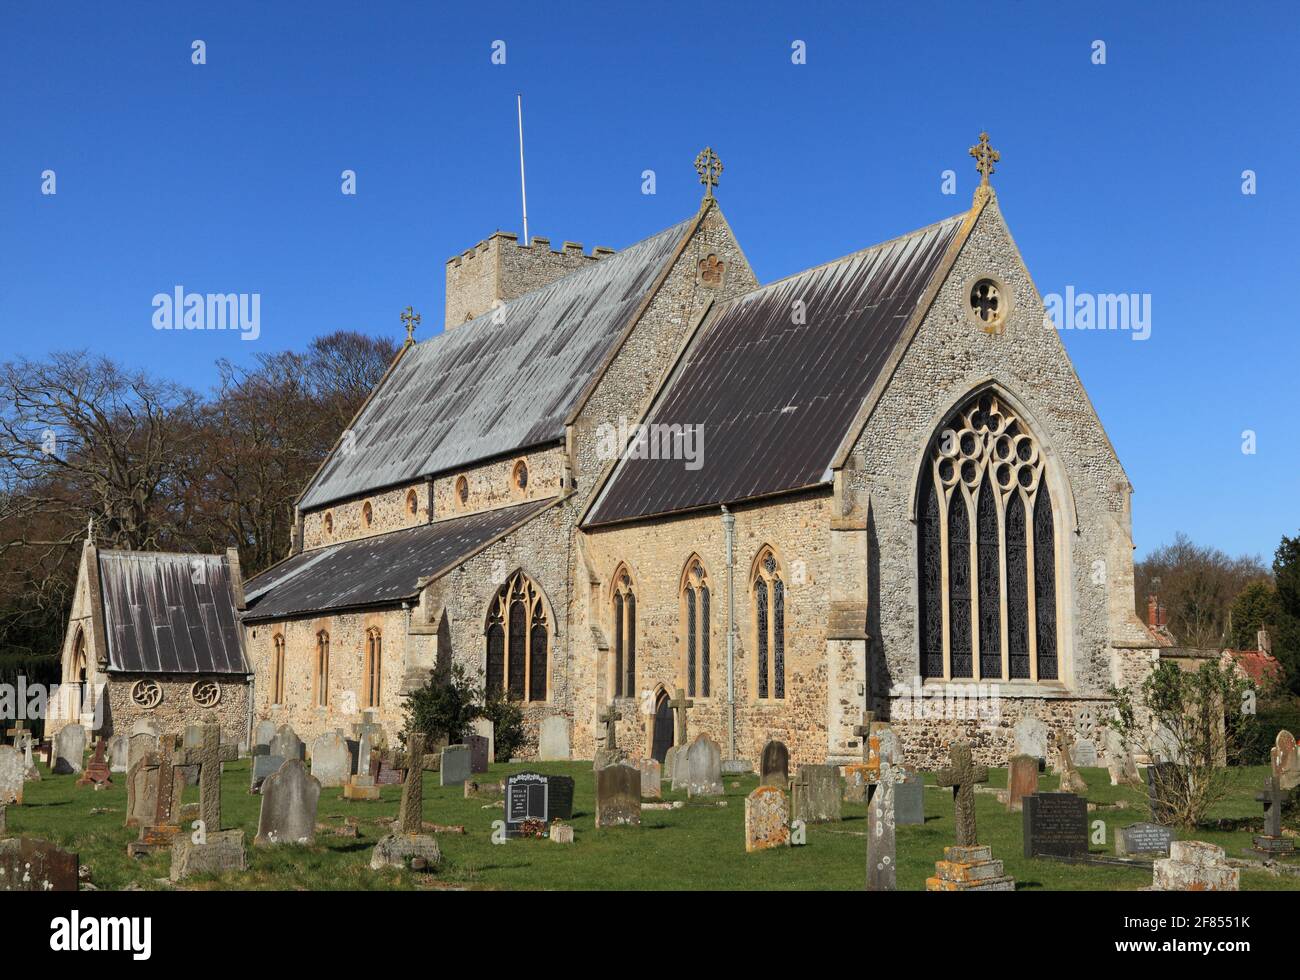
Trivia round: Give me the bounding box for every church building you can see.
[240,137,1157,769]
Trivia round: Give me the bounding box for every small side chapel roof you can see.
[241,498,554,622]
[97,550,249,675]
[298,217,696,511]
[585,212,967,526]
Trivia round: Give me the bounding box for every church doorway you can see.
[651,688,673,762]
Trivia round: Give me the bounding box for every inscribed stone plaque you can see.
[760,740,789,789]
[0,838,78,891]
[745,785,789,852]
[538,716,570,761]
[1006,754,1039,811]
[1023,792,1088,858]
[504,772,574,835]
[895,771,925,825]
[53,723,86,774]
[1115,821,1173,857]
[595,762,642,827]
[255,759,321,846]
[309,733,350,788]
[465,734,489,774]
[440,744,471,786]
[792,765,842,824]
[686,734,723,798]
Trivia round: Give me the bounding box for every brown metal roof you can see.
[241,498,554,622]
[298,218,694,510]
[98,551,249,675]
[585,214,965,526]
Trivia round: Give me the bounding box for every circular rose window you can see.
[191,680,221,708]
[131,679,163,708]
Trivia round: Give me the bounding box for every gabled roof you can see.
[242,498,554,622]
[97,550,249,675]
[299,217,695,510]
[585,213,966,526]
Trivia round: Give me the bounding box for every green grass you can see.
[8,758,1298,890]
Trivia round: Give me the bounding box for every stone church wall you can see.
[841,197,1157,769]
[104,673,249,748]
[302,481,432,550]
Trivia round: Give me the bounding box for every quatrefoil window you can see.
[970,279,1003,329]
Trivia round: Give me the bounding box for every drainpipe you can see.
[722,505,736,760]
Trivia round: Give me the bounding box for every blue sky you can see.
[1,1,1297,561]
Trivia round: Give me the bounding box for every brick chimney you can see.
[443,232,615,329]
[1146,594,1166,629]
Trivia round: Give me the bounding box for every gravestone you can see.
[668,746,689,791]
[595,762,642,827]
[1071,739,1098,768]
[343,712,383,800]
[895,771,925,825]
[128,719,159,771]
[1272,729,1298,791]
[77,737,113,788]
[538,716,570,761]
[465,734,490,774]
[1152,840,1239,891]
[309,733,351,789]
[175,717,238,839]
[843,764,873,804]
[1006,754,1039,811]
[1023,792,1088,858]
[876,728,903,767]
[471,718,495,765]
[8,722,38,781]
[251,753,285,794]
[505,771,576,836]
[176,723,204,786]
[640,757,662,799]
[1106,729,1142,787]
[269,725,305,762]
[1252,776,1294,856]
[0,747,23,805]
[0,838,78,891]
[1115,821,1173,857]
[108,733,130,773]
[1146,762,1179,825]
[441,744,471,786]
[255,759,321,846]
[791,765,842,824]
[594,703,623,770]
[936,742,988,847]
[1013,716,1048,762]
[170,830,247,881]
[253,719,276,749]
[925,743,1015,892]
[686,734,723,798]
[669,687,693,748]
[127,736,187,855]
[866,764,904,890]
[53,723,86,774]
[745,785,789,852]
[760,740,789,789]
[1055,733,1088,795]
[371,732,441,870]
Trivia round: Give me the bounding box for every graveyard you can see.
[5,739,1297,891]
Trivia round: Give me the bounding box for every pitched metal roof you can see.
[299,218,694,510]
[242,498,554,622]
[98,550,249,675]
[585,214,966,526]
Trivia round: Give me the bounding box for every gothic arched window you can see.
[272,633,286,704]
[916,390,1060,681]
[753,548,786,699]
[681,558,711,698]
[315,630,330,707]
[611,567,637,698]
[485,571,549,702]
[364,627,382,709]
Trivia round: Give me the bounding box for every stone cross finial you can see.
[935,742,989,847]
[969,132,999,187]
[669,687,693,746]
[397,733,426,834]
[694,146,723,201]
[401,305,422,343]
[176,718,237,833]
[599,705,622,750]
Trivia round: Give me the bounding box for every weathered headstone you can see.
[170,830,246,881]
[1006,754,1038,811]
[1071,738,1098,768]
[255,759,321,846]
[0,747,23,805]
[253,719,276,749]
[251,753,286,794]
[1055,733,1088,795]
[309,732,351,788]
[127,736,187,855]
[504,771,575,836]
[1105,729,1142,787]
[465,734,489,774]
[640,757,662,799]
[76,737,113,788]
[1272,729,1298,791]
[895,771,925,825]
[538,716,569,761]
[1152,840,1238,891]
[0,838,78,891]
[760,740,789,789]
[441,744,471,786]
[269,724,304,762]
[791,765,842,824]
[595,762,641,828]
[343,712,383,800]
[53,723,86,774]
[371,732,441,870]
[843,764,873,804]
[128,719,159,771]
[668,746,688,791]
[1146,761,1179,825]
[936,742,988,847]
[1023,792,1088,858]
[471,718,495,765]
[745,785,789,852]
[1114,821,1173,857]
[866,764,904,890]
[108,733,130,773]
[686,734,723,798]
[1013,715,1049,762]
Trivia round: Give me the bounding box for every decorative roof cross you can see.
[401,305,421,344]
[694,146,723,201]
[969,132,999,187]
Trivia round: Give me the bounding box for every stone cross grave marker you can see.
[175,717,237,834]
[600,704,621,751]
[669,687,693,747]
[936,742,988,847]
[396,733,427,833]
[853,710,875,763]
[1252,775,1292,857]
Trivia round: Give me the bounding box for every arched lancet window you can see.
[272,633,286,704]
[315,630,330,707]
[916,390,1060,682]
[70,627,87,687]
[753,548,786,699]
[681,559,711,698]
[611,566,636,698]
[364,627,382,709]
[485,571,549,702]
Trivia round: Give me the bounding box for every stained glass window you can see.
[1035,483,1058,680]
[1005,492,1030,679]
[948,491,972,678]
[977,476,1001,679]
[699,586,710,698]
[613,592,624,697]
[626,592,637,697]
[686,587,697,698]
[773,578,785,699]
[756,578,769,699]
[918,469,943,678]
[486,618,504,696]
[529,606,547,701]
[508,597,526,700]
[486,571,549,702]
